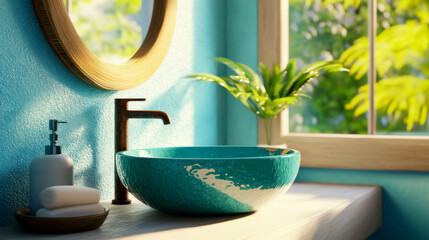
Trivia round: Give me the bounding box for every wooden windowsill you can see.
[1,183,382,240]
[258,116,429,171]
[279,133,429,171]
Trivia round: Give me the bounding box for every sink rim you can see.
[116,145,300,161]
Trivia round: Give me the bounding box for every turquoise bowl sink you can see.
[116,146,300,214]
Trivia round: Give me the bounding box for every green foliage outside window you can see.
[290,0,429,134]
[341,1,429,132]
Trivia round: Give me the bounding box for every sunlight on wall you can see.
[0,0,226,227]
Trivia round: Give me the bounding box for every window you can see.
[258,0,429,171]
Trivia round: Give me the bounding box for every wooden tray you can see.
[15,207,109,234]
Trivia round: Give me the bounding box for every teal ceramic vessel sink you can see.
[116,146,300,214]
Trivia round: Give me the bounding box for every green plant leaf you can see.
[272,97,298,108]
[213,57,246,76]
[187,73,240,98]
[280,59,296,97]
[288,60,348,95]
[237,63,266,94]
[187,57,348,120]
[259,62,271,87]
[271,70,287,98]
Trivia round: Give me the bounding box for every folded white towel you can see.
[39,186,100,210]
[36,203,105,218]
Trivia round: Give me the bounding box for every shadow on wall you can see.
[0,103,112,226]
[0,1,115,226]
[367,188,412,240]
[127,85,193,150]
[191,0,227,146]
[0,167,31,227]
[0,0,231,227]
[72,106,105,191]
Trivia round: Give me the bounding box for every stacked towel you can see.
[36,204,105,218]
[36,186,105,218]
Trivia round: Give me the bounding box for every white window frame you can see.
[258,0,429,171]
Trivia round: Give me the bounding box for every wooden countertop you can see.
[1,183,382,240]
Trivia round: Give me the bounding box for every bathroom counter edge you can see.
[0,182,382,240]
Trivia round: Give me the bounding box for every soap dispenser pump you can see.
[30,120,74,215]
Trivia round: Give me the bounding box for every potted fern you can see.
[187,58,348,145]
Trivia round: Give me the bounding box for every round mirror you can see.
[66,0,154,65]
[33,0,177,90]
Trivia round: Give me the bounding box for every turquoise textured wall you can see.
[225,0,259,145]
[0,0,227,226]
[2,1,426,239]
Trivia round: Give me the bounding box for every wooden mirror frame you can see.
[33,0,177,90]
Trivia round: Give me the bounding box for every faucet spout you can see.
[127,111,171,125]
[112,99,171,205]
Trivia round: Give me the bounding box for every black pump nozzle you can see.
[45,120,67,154]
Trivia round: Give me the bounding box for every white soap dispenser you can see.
[30,120,74,215]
